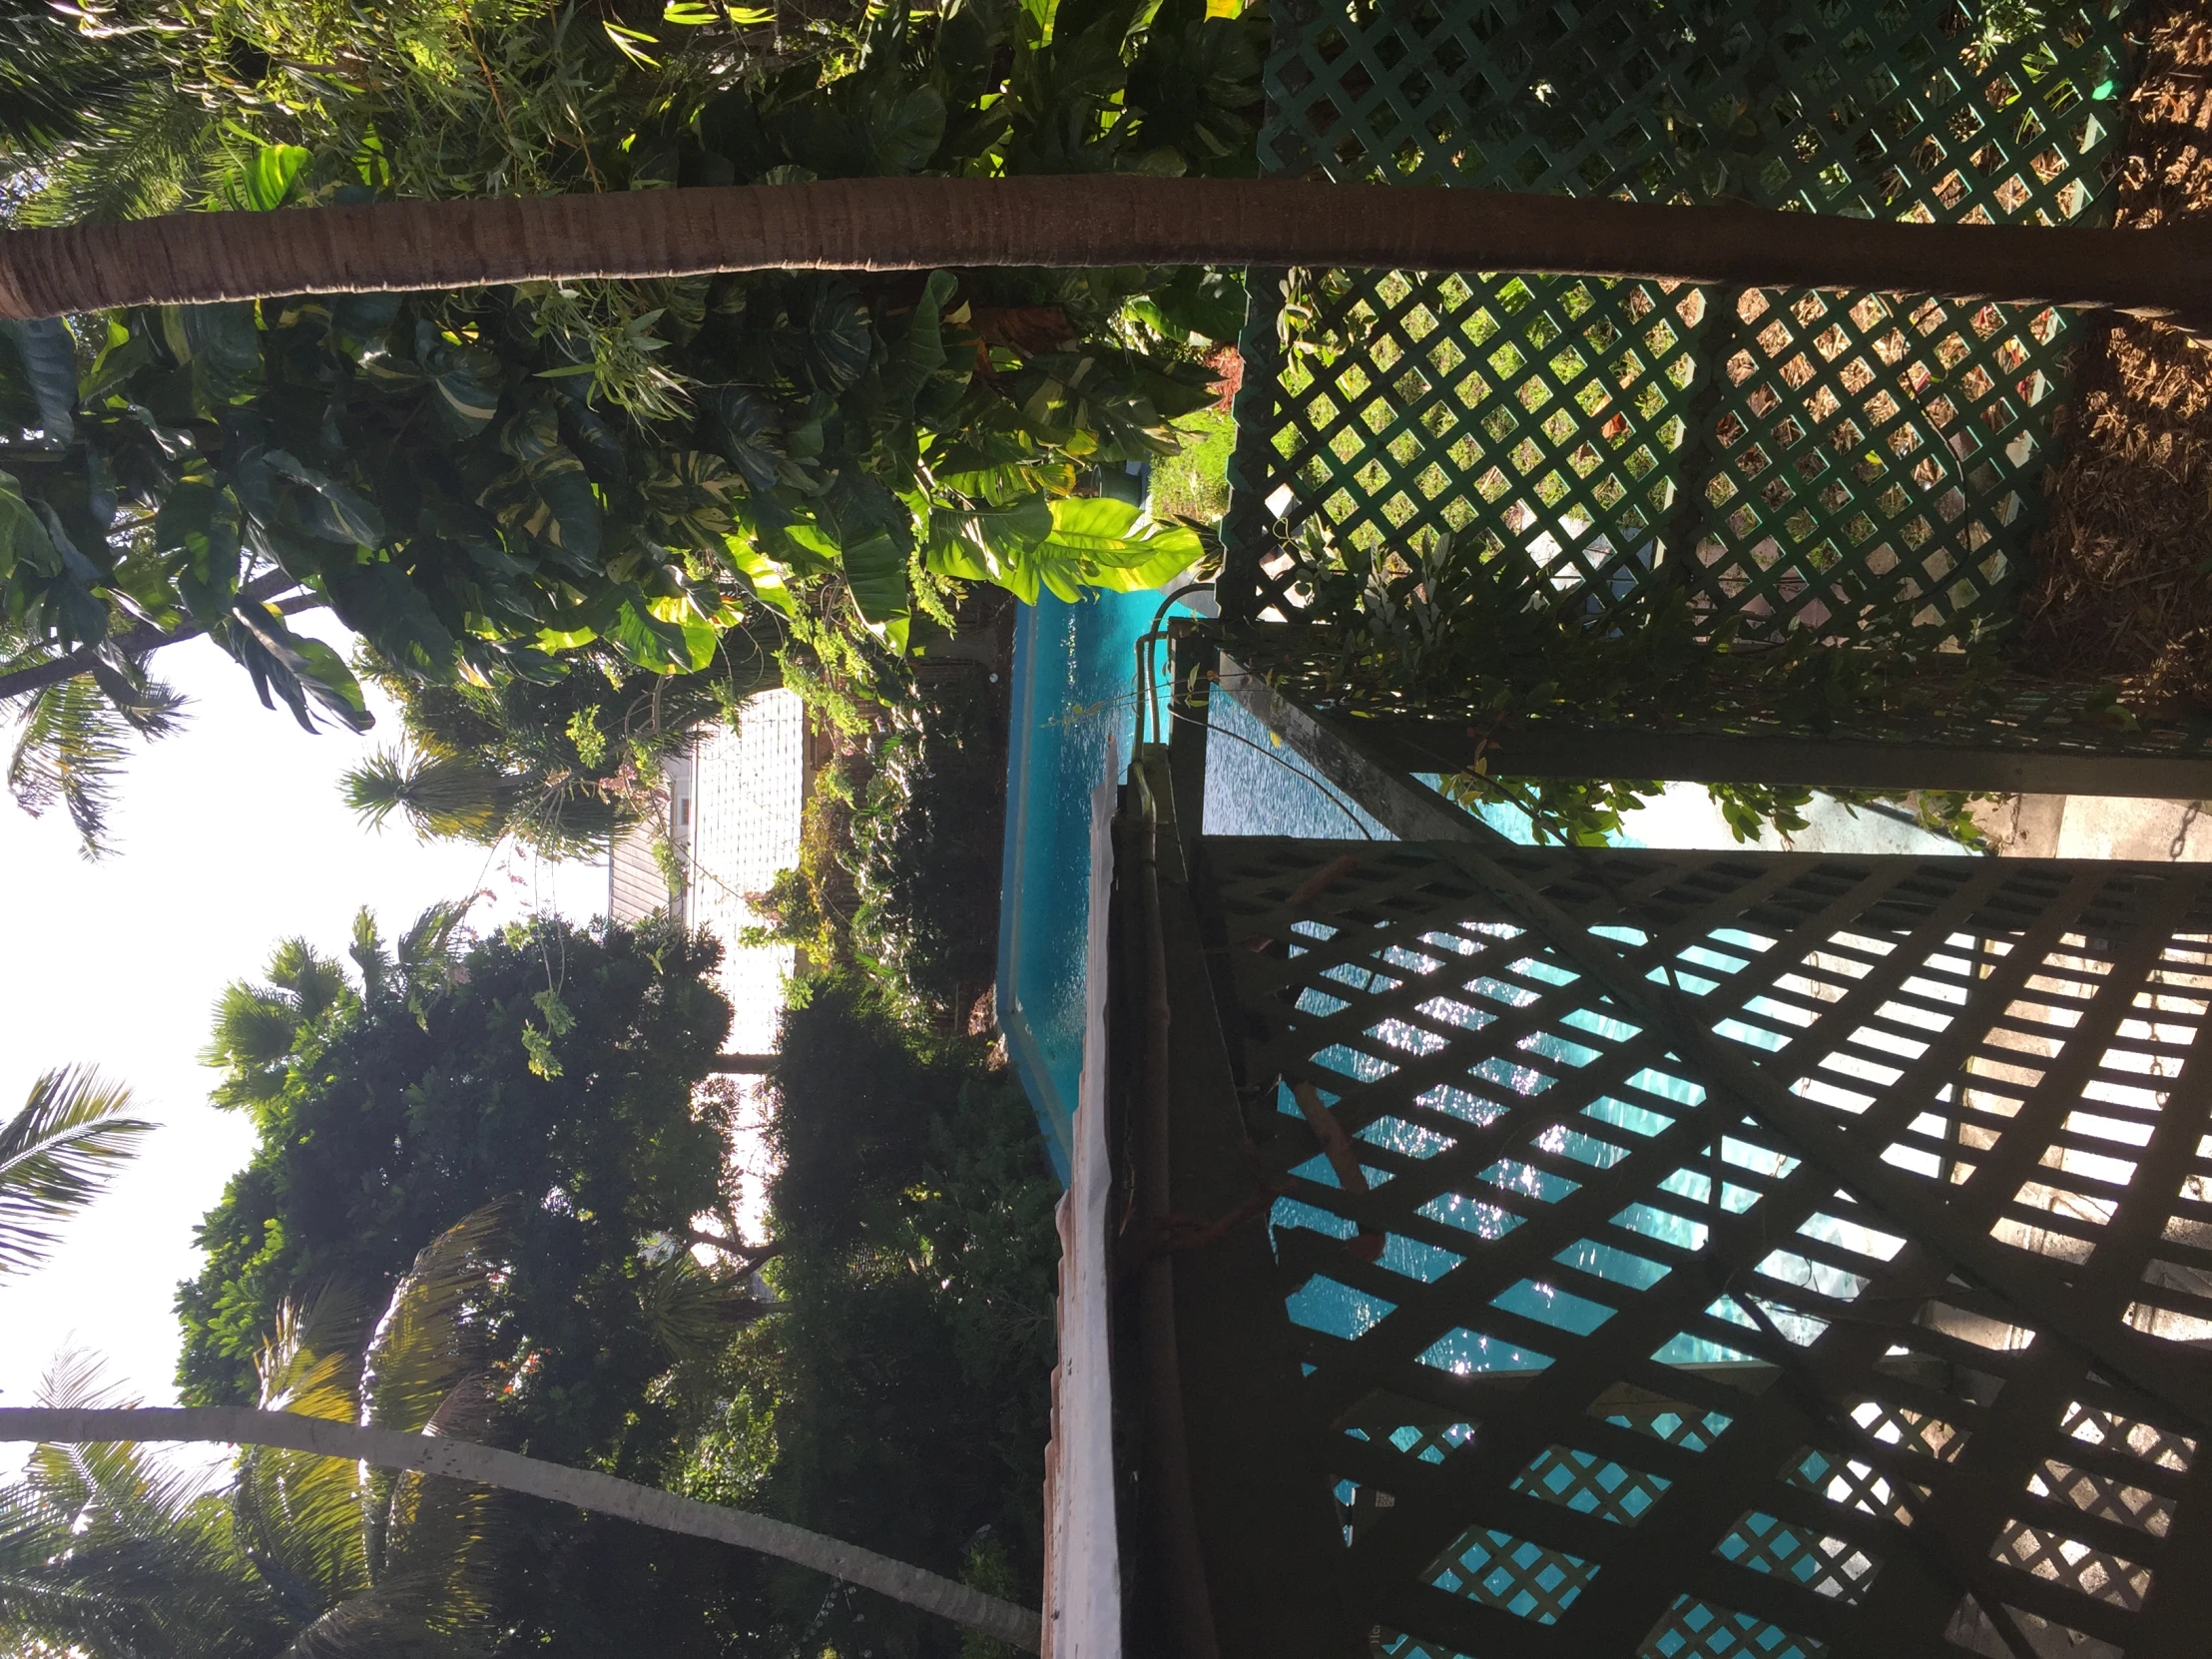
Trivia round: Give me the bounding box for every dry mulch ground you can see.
[2014,3,2212,706]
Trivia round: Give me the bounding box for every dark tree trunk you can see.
[1,178,2207,324]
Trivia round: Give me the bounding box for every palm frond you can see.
[7,678,136,858]
[341,748,508,845]
[360,1204,508,1436]
[0,1068,151,1278]
[271,1578,463,1659]
[0,1352,284,1659]
[200,980,305,1100]
[257,1291,371,1420]
[637,1252,766,1366]
[236,1295,377,1615]
[264,938,350,1020]
[203,941,353,1114]
[12,79,223,227]
[0,0,146,158]
[395,901,470,1012]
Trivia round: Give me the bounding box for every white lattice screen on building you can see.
[684,690,808,1052]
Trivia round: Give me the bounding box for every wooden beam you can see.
[1300,705,2212,801]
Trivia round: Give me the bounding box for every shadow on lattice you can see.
[1206,835,2212,1657]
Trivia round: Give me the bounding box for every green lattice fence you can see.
[1221,0,2134,648]
[1200,833,2212,1658]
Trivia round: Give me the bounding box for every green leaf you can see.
[881,271,957,415]
[0,318,78,446]
[220,143,310,213]
[815,471,913,629]
[603,593,704,672]
[0,470,58,580]
[324,561,458,681]
[227,603,374,732]
[943,495,1201,603]
[922,492,1052,588]
[153,471,245,620]
[1138,266,1248,344]
[265,450,386,546]
[162,302,263,411]
[725,539,798,617]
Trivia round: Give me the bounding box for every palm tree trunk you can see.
[1,178,2207,324]
[0,1405,1042,1653]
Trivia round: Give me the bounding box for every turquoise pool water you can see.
[995,599,1771,1374]
[997,592,1162,1179]
[997,591,1386,1177]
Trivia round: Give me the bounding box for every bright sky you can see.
[0,619,595,1460]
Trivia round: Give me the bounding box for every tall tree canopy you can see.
[178,906,737,1466]
[718,971,1060,1656]
[170,904,807,1653]
[0,0,1243,848]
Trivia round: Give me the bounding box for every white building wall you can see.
[684,690,807,1053]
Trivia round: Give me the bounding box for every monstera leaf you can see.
[0,317,79,446]
[159,302,263,413]
[264,451,386,547]
[1134,266,1248,345]
[415,321,504,439]
[0,471,58,581]
[855,81,947,174]
[795,280,873,394]
[225,603,373,733]
[1123,0,1265,176]
[154,468,245,619]
[706,386,790,492]
[488,405,602,566]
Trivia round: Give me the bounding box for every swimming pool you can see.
[996,590,1902,1371]
[996,590,1388,1177]
[995,588,1963,1177]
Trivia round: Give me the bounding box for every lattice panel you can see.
[1223,0,2131,649]
[1221,638,2212,765]
[1207,837,2212,1658]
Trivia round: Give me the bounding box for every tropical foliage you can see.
[341,643,780,855]
[7,1209,666,1658]
[177,905,742,1463]
[752,665,1005,1029]
[0,1065,151,1278]
[721,972,1060,1657]
[159,903,829,1652]
[0,0,1248,849]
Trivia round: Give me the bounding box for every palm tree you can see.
[0,1066,151,1279]
[1,176,2206,325]
[0,1207,1043,1654]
